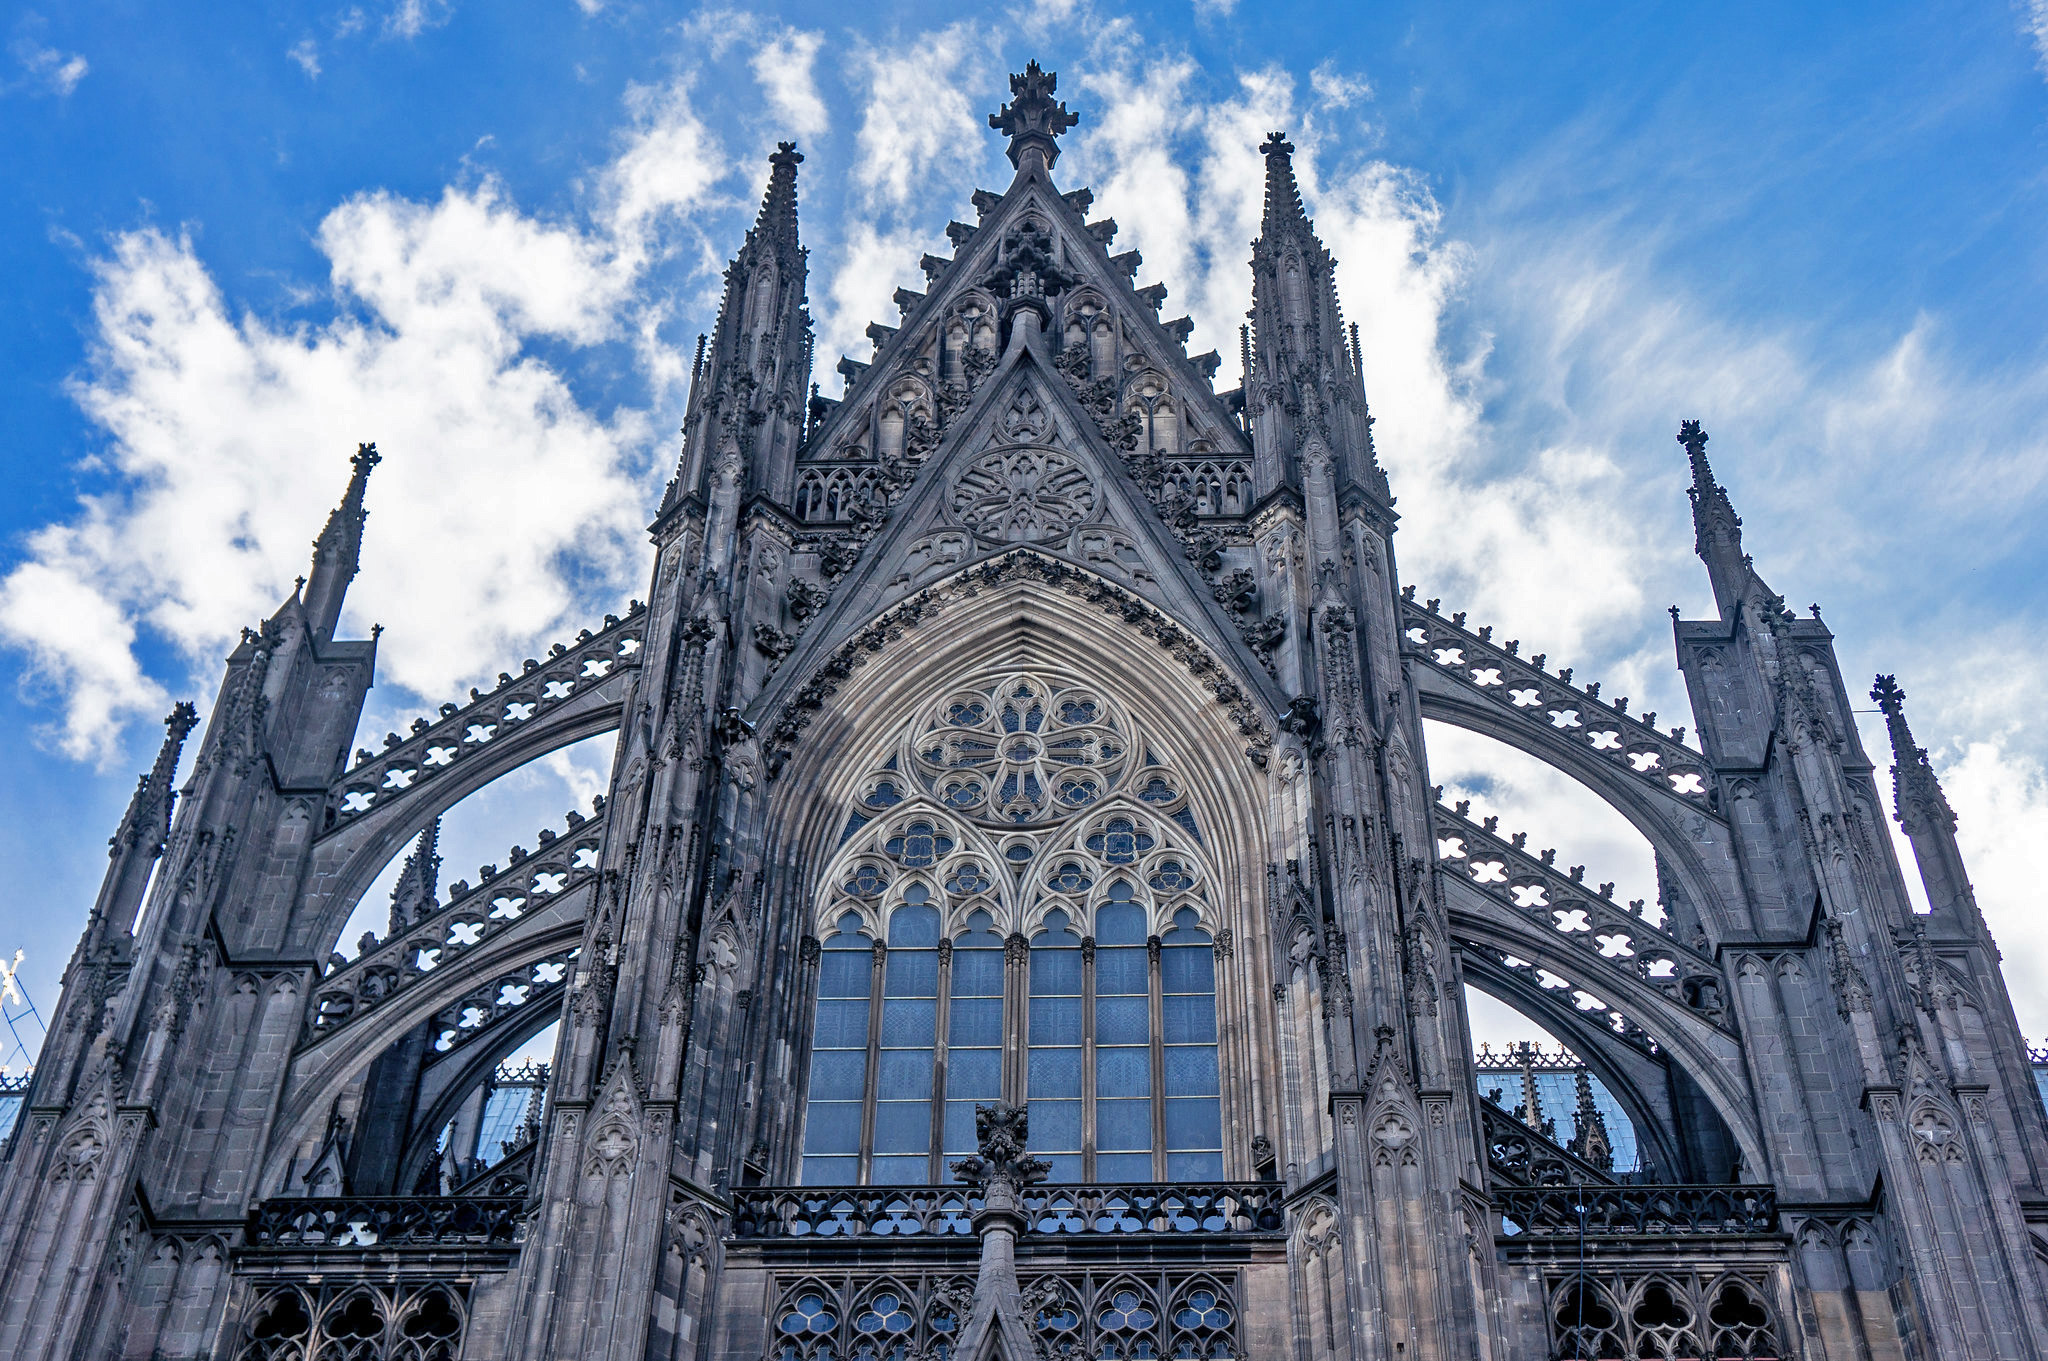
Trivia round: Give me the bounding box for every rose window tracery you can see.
[911,677,1131,826]
[952,446,1097,544]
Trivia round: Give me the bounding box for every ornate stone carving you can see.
[952,445,1096,545]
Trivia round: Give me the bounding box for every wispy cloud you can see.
[2025,0,2048,79]
[10,34,87,97]
[288,38,321,79]
[751,29,828,140]
[384,0,453,41]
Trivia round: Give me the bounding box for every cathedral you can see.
[4,62,2046,1361]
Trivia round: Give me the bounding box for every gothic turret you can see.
[1246,133,1379,501]
[667,143,813,515]
[385,819,442,936]
[86,702,198,949]
[303,441,380,642]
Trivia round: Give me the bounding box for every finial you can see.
[1871,673,1904,715]
[1677,420,1712,486]
[989,61,1078,170]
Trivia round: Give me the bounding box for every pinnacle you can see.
[989,60,1078,171]
[1259,130,1309,235]
[752,141,803,248]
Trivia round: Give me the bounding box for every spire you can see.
[303,442,380,641]
[1567,1069,1615,1172]
[665,146,814,515]
[110,703,199,861]
[387,819,442,935]
[989,61,1078,172]
[750,141,804,261]
[1678,421,1756,620]
[1259,132,1309,235]
[1246,131,1379,501]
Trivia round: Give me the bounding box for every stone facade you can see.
[2,62,2044,1361]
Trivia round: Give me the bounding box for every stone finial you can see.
[752,141,803,252]
[949,1102,1050,1192]
[1259,131,1308,233]
[989,61,1078,170]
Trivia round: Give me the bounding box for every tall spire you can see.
[387,819,442,935]
[83,701,198,949]
[1678,421,1757,620]
[303,442,380,642]
[1259,132,1309,236]
[989,61,1078,172]
[665,144,814,516]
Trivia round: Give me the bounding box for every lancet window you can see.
[799,674,1225,1187]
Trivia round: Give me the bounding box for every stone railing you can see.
[246,1196,525,1249]
[1400,593,1713,810]
[308,808,605,1040]
[1494,1184,1776,1239]
[326,610,644,828]
[729,1182,1285,1241]
[1481,1099,1619,1190]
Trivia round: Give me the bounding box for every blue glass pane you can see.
[881,999,936,1046]
[944,1102,981,1153]
[950,950,1003,996]
[1097,903,1147,945]
[1164,1047,1219,1096]
[1160,947,1214,994]
[885,950,938,997]
[1164,1097,1221,1149]
[874,1102,931,1153]
[1097,996,1149,1045]
[1030,997,1082,1045]
[1096,948,1148,996]
[949,998,1002,1046]
[1096,1048,1152,1096]
[814,999,871,1049]
[804,1102,863,1155]
[873,1154,930,1184]
[803,1155,859,1185]
[1097,1152,1152,1181]
[1029,1099,1082,1150]
[1030,948,1082,994]
[1041,1153,1083,1183]
[878,1049,935,1099]
[947,1048,1001,1097]
[888,904,941,947]
[1029,1047,1082,1096]
[1166,1151,1223,1181]
[820,952,873,998]
[1162,995,1217,1045]
[810,1050,867,1101]
[1097,1098,1153,1151]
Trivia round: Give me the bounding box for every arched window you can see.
[796,674,1227,1188]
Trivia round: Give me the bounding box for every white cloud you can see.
[334,8,368,39]
[1941,738,2048,1037]
[1310,61,1370,109]
[2,78,732,764]
[384,0,453,40]
[288,38,321,79]
[2026,1,2048,78]
[12,37,87,96]
[751,29,827,140]
[849,25,990,209]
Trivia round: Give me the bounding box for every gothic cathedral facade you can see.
[4,64,2044,1361]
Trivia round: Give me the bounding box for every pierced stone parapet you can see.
[1494,1183,1777,1239]
[730,1182,1284,1240]
[245,1196,525,1250]
[325,610,645,827]
[1401,592,1713,809]
[308,809,606,1041]
[1434,799,1727,1026]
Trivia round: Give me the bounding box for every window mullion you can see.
[1081,935,1097,1184]
[1003,932,1029,1107]
[930,939,953,1187]
[1148,934,1167,1183]
[860,940,885,1185]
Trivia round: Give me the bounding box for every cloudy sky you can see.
[2,0,2045,1062]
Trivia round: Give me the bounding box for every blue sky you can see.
[3,0,2047,1057]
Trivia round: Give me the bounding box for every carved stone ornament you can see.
[952,445,1097,545]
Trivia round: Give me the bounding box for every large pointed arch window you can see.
[797,674,1228,1187]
